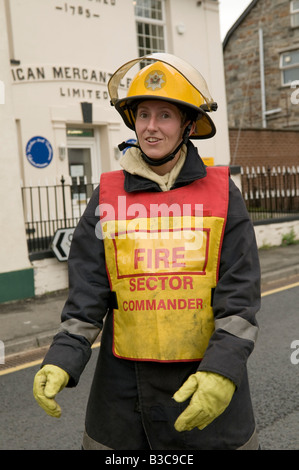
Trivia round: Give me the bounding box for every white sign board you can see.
[51,228,75,261]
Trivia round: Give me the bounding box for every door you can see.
[68,146,94,218]
[68,147,92,205]
[67,128,100,217]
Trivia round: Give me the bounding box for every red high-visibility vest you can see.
[99,167,229,362]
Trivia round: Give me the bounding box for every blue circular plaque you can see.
[26,136,53,168]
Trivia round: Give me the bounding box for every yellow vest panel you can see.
[99,168,229,362]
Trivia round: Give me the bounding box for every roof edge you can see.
[222,0,259,50]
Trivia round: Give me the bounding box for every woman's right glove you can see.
[33,364,69,418]
[173,371,236,432]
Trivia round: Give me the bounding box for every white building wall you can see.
[0,0,33,302]
[0,0,230,299]
[8,0,139,188]
[165,0,230,165]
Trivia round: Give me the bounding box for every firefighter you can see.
[33,53,261,450]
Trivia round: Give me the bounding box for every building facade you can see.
[224,0,299,131]
[0,0,229,302]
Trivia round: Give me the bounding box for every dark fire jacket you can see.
[42,142,261,450]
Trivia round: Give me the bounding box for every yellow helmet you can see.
[108,53,217,139]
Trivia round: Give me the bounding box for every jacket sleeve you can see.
[198,178,261,387]
[41,186,111,386]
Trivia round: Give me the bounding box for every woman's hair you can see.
[132,100,199,128]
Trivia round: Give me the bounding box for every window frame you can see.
[290,0,299,28]
[134,0,167,58]
[280,49,299,86]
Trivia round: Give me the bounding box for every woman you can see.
[33,53,261,450]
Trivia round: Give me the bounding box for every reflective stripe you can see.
[82,430,113,450]
[82,427,259,450]
[215,316,258,343]
[59,318,101,344]
[237,428,259,450]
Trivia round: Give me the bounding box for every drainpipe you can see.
[259,27,267,128]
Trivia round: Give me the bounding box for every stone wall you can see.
[224,0,299,131]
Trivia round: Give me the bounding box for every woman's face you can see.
[135,100,188,163]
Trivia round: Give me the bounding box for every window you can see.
[134,0,166,58]
[281,50,299,85]
[290,0,299,27]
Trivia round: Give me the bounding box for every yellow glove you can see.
[173,371,236,432]
[33,365,69,418]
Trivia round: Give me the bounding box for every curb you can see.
[261,265,299,284]
[4,330,57,358]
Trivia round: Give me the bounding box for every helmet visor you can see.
[108,53,215,110]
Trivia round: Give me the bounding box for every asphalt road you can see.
[247,284,299,450]
[0,284,298,450]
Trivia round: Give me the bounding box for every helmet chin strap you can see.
[118,123,192,167]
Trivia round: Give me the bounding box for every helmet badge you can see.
[145,70,166,91]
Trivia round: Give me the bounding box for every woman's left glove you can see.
[33,365,70,418]
[173,371,236,432]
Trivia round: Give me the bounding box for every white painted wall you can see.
[0,0,31,274]
[32,258,68,296]
[1,0,231,296]
[8,0,139,187]
[166,0,230,165]
[8,0,229,191]
[254,220,299,248]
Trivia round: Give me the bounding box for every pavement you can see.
[1,243,299,360]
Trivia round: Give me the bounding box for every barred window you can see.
[134,0,166,58]
[290,0,299,28]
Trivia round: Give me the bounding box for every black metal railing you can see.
[241,166,299,223]
[21,167,299,258]
[21,176,97,259]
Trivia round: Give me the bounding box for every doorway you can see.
[68,147,92,204]
[67,128,100,216]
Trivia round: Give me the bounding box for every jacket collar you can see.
[123,141,207,193]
